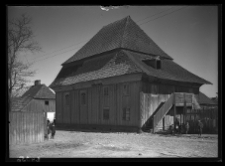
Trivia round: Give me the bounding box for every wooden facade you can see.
[55,74,142,132]
[139,79,200,132]
[23,99,55,113]
[54,73,204,133]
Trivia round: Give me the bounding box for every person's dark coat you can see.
[49,120,56,139]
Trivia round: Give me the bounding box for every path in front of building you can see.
[9,130,218,158]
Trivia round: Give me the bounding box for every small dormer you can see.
[34,80,41,86]
[142,56,161,69]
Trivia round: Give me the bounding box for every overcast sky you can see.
[8,5,218,98]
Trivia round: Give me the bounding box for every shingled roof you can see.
[50,16,211,88]
[195,92,217,106]
[50,49,210,88]
[124,50,211,84]
[11,84,55,111]
[63,16,172,65]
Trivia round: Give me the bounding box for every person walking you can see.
[185,122,189,134]
[198,120,203,137]
[50,119,56,139]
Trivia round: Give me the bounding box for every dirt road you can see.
[9,130,218,158]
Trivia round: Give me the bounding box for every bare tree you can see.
[8,14,41,111]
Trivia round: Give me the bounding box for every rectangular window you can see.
[45,101,49,105]
[80,92,86,105]
[156,59,161,69]
[103,108,109,120]
[65,93,70,106]
[122,108,130,121]
[123,84,129,96]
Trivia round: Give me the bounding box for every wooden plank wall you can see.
[56,81,140,128]
[140,92,171,127]
[56,92,63,124]
[24,99,55,113]
[9,111,45,145]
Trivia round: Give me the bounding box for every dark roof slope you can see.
[50,50,142,87]
[63,16,172,65]
[22,84,55,99]
[195,92,217,105]
[211,97,218,104]
[124,50,211,84]
[11,84,55,111]
[50,49,210,88]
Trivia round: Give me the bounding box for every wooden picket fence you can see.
[9,111,46,145]
[184,106,218,134]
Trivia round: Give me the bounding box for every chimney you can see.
[34,80,41,86]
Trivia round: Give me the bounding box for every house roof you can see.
[63,16,173,65]
[211,97,218,104]
[195,92,217,106]
[50,16,211,89]
[11,84,55,111]
[50,49,211,88]
[124,50,211,84]
[50,50,142,87]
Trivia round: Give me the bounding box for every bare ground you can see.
[9,130,218,158]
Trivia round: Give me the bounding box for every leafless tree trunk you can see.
[8,14,41,111]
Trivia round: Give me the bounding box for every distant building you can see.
[10,80,56,144]
[50,16,211,133]
[12,80,56,121]
[211,97,218,105]
[183,92,218,133]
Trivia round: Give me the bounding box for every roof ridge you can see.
[103,16,129,29]
[34,84,55,99]
[121,50,145,73]
[120,16,130,48]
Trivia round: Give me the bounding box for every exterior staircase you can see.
[150,93,196,133]
[152,94,174,133]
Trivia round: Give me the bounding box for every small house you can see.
[10,80,55,144]
[12,80,56,120]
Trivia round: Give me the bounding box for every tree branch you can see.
[8,14,41,102]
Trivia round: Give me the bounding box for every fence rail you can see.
[9,111,46,145]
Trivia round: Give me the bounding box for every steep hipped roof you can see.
[11,84,55,111]
[50,16,211,89]
[63,16,172,65]
[50,50,210,88]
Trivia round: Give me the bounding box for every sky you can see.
[8,5,218,98]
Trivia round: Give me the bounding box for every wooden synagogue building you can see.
[50,16,211,133]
